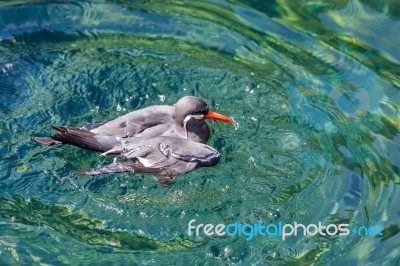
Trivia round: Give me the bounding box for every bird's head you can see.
[174,96,235,127]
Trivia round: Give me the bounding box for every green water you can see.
[1,0,400,265]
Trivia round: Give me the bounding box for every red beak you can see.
[204,110,235,124]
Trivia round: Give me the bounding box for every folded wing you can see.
[104,136,221,176]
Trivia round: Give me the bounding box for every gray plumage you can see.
[34,96,234,182]
[58,137,220,183]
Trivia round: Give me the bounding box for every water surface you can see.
[1,0,400,265]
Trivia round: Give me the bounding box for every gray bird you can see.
[34,96,235,183]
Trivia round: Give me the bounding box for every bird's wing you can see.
[89,105,175,137]
[57,137,221,182]
[103,137,221,176]
[57,161,163,183]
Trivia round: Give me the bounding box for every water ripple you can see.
[0,0,399,265]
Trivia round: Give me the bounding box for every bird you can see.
[34,96,234,150]
[57,136,222,184]
[34,96,235,183]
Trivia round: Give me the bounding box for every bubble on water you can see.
[1,63,13,74]
[221,184,230,192]
[152,83,157,87]
[224,246,235,258]
[90,106,100,112]
[97,202,124,215]
[158,94,166,102]
[116,104,122,111]
[233,121,239,131]
[248,156,257,167]
[262,244,299,262]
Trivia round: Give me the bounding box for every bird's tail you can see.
[34,126,120,152]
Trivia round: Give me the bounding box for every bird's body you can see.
[86,105,211,143]
[34,96,234,182]
[58,136,221,184]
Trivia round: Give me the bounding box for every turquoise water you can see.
[1,0,400,264]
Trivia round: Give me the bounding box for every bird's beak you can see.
[204,110,235,125]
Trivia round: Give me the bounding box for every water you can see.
[1,0,399,265]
